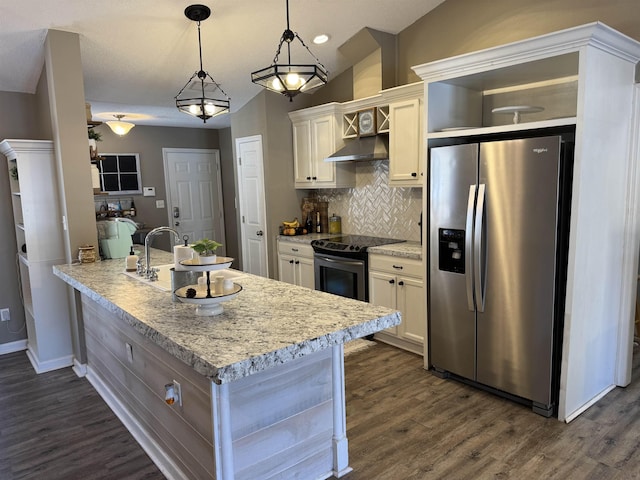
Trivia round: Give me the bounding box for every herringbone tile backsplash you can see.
[317,160,422,242]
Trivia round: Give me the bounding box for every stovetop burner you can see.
[311,235,405,255]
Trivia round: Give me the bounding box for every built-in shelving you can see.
[0,139,73,373]
[414,22,640,422]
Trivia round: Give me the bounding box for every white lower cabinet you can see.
[277,239,315,290]
[369,254,425,355]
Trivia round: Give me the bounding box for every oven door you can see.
[314,253,367,302]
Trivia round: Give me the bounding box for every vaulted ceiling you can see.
[0,0,444,129]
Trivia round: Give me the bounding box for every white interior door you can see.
[163,148,226,254]
[236,135,268,277]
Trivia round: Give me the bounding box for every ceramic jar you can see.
[78,245,97,263]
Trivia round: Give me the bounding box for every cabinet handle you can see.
[292,248,299,252]
[389,279,395,284]
[398,281,405,286]
[306,176,311,180]
[312,176,317,180]
[392,265,403,270]
[411,172,417,177]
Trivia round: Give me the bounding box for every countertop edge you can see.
[53,258,401,384]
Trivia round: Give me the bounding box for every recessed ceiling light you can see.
[313,34,330,45]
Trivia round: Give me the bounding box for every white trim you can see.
[162,148,226,254]
[331,344,352,478]
[615,83,640,387]
[25,346,73,373]
[85,366,189,480]
[563,384,616,423]
[413,22,640,83]
[235,135,269,277]
[0,339,27,355]
[72,358,88,377]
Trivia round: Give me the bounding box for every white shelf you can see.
[427,116,577,140]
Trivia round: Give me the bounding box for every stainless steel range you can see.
[311,235,404,301]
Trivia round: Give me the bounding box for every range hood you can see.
[325,135,389,162]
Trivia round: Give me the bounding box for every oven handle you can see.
[316,256,364,267]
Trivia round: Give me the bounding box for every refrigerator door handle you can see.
[465,185,476,311]
[474,183,486,312]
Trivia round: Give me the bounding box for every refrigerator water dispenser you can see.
[438,228,465,273]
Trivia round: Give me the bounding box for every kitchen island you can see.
[53,250,400,480]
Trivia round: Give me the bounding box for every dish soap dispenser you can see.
[125,246,138,272]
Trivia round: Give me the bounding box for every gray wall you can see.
[231,90,306,278]
[397,0,640,84]
[91,123,224,251]
[0,92,39,346]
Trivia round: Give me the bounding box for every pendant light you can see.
[175,4,230,122]
[106,114,135,136]
[251,0,328,101]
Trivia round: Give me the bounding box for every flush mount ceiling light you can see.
[175,4,230,122]
[250,0,328,101]
[106,114,135,136]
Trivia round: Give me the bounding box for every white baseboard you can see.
[563,384,616,423]
[85,366,189,480]
[72,358,88,377]
[0,339,27,355]
[25,347,73,374]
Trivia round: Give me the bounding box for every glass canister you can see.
[329,213,342,234]
[78,245,97,263]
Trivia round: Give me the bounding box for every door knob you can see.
[256,230,264,236]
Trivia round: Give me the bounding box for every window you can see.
[97,154,142,195]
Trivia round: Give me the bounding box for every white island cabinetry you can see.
[1,139,72,372]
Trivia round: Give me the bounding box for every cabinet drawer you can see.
[369,254,423,278]
[278,240,314,258]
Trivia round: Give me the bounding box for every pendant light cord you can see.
[270,0,328,72]
[197,20,204,74]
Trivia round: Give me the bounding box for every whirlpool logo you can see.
[533,148,548,154]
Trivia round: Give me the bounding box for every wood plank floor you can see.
[1,343,638,479]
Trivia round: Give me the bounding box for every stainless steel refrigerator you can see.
[428,135,572,416]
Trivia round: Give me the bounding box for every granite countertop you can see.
[368,241,423,260]
[53,249,400,385]
[276,233,331,244]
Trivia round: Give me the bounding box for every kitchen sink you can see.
[122,264,245,292]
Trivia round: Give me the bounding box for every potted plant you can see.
[191,238,223,264]
[88,128,102,160]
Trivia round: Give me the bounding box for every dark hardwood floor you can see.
[0,352,164,480]
[1,343,638,479]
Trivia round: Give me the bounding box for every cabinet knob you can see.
[411,172,417,177]
[389,279,395,284]
[398,281,405,286]
[295,260,300,264]
[312,176,317,180]
[289,260,294,264]
[306,176,311,180]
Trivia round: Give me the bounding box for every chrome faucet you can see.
[144,226,180,278]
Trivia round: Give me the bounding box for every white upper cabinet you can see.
[382,83,425,188]
[289,103,355,189]
[388,99,422,186]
